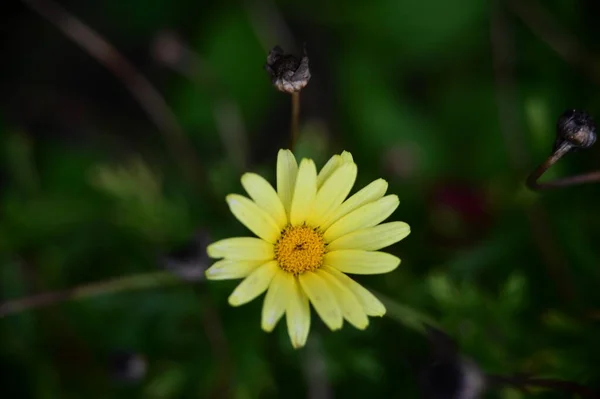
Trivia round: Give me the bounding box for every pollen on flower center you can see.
[274,225,326,275]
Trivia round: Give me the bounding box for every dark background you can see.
[2,0,600,397]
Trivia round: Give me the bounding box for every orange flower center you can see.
[274,225,326,275]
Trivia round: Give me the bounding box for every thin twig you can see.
[0,272,181,318]
[194,286,234,399]
[490,0,529,171]
[508,0,600,87]
[1,269,234,396]
[152,32,249,171]
[242,0,296,54]
[490,1,576,304]
[20,2,232,392]
[20,0,204,185]
[510,1,600,190]
[526,142,600,190]
[488,374,600,399]
[525,206,575,301]
[290,92,301,150]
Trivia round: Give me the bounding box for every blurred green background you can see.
[2,0,600,397]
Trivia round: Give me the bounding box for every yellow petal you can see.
[277,149,298,218]
[319,178,388,231]
[322,266,386,316]
[286,277,311,349]
[327,221,411,251]
[205,259,265,280]
[261,269,295,332]
[207,237,274,260]
[316,269,368,329]
[241,173,287,230]
[226,194,281,243]
[307,162,357,227]
[228,260,278,306]
[324,195,399,242]
[290,159,317,226]
[316,154,342,188]
[325,250,400,274]
[340,151,353,163]
[298,271,343,330]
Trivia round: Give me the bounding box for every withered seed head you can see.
[265,45,311,94]
[554,109,597,152]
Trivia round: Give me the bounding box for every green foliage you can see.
[2,0,600,398]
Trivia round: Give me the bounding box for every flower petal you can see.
[327,221,411,251]
[325,250,400,275]
[340,151,353,163]
[298,271,343,330]
[316,154,342,188]
[323,195,399,242]
[277,149,298,218]
[307,162,357,227]
[316,269,368,329]
[241,173,287,230]
[205,259,265,280]
[290,159,317,226]
[226,194,280,243]
[322,266,386,316]
[261,269,295,332]
[286,277,311,349]
[319,178,388,231]
[207,237,274,260]
[228,260,278,306]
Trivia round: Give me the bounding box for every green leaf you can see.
[427,273,457,307]
[499,272,527,311]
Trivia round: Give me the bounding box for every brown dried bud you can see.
[554,109,596,152]
[265,45,311,94]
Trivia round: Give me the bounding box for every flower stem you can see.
[290,92,301,150]
[369,288,441,334]
[527,141,600,190]
[0,271,181,318]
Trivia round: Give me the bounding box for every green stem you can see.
[369,288,442,334]
[0,271,182,318]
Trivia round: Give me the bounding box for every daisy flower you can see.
[205,149,410,348]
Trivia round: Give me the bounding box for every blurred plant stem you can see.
[290,92,301,150]
[508,0,600,88]
[490,0,527,172]
[193,286,234,399]
[152,31,249,171]
[242,0,295,54]
[490,1,576,305]
[1,269,234,397]
[369,288,441,334]
[0,271,181,318]
[488,374,600,398]
[20,0,208,191]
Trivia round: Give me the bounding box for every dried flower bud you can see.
[554,109,597,152]
[265,45,311,93]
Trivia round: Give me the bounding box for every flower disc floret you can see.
[275,225,326,275]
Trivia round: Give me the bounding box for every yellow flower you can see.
[206,149,410,348]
